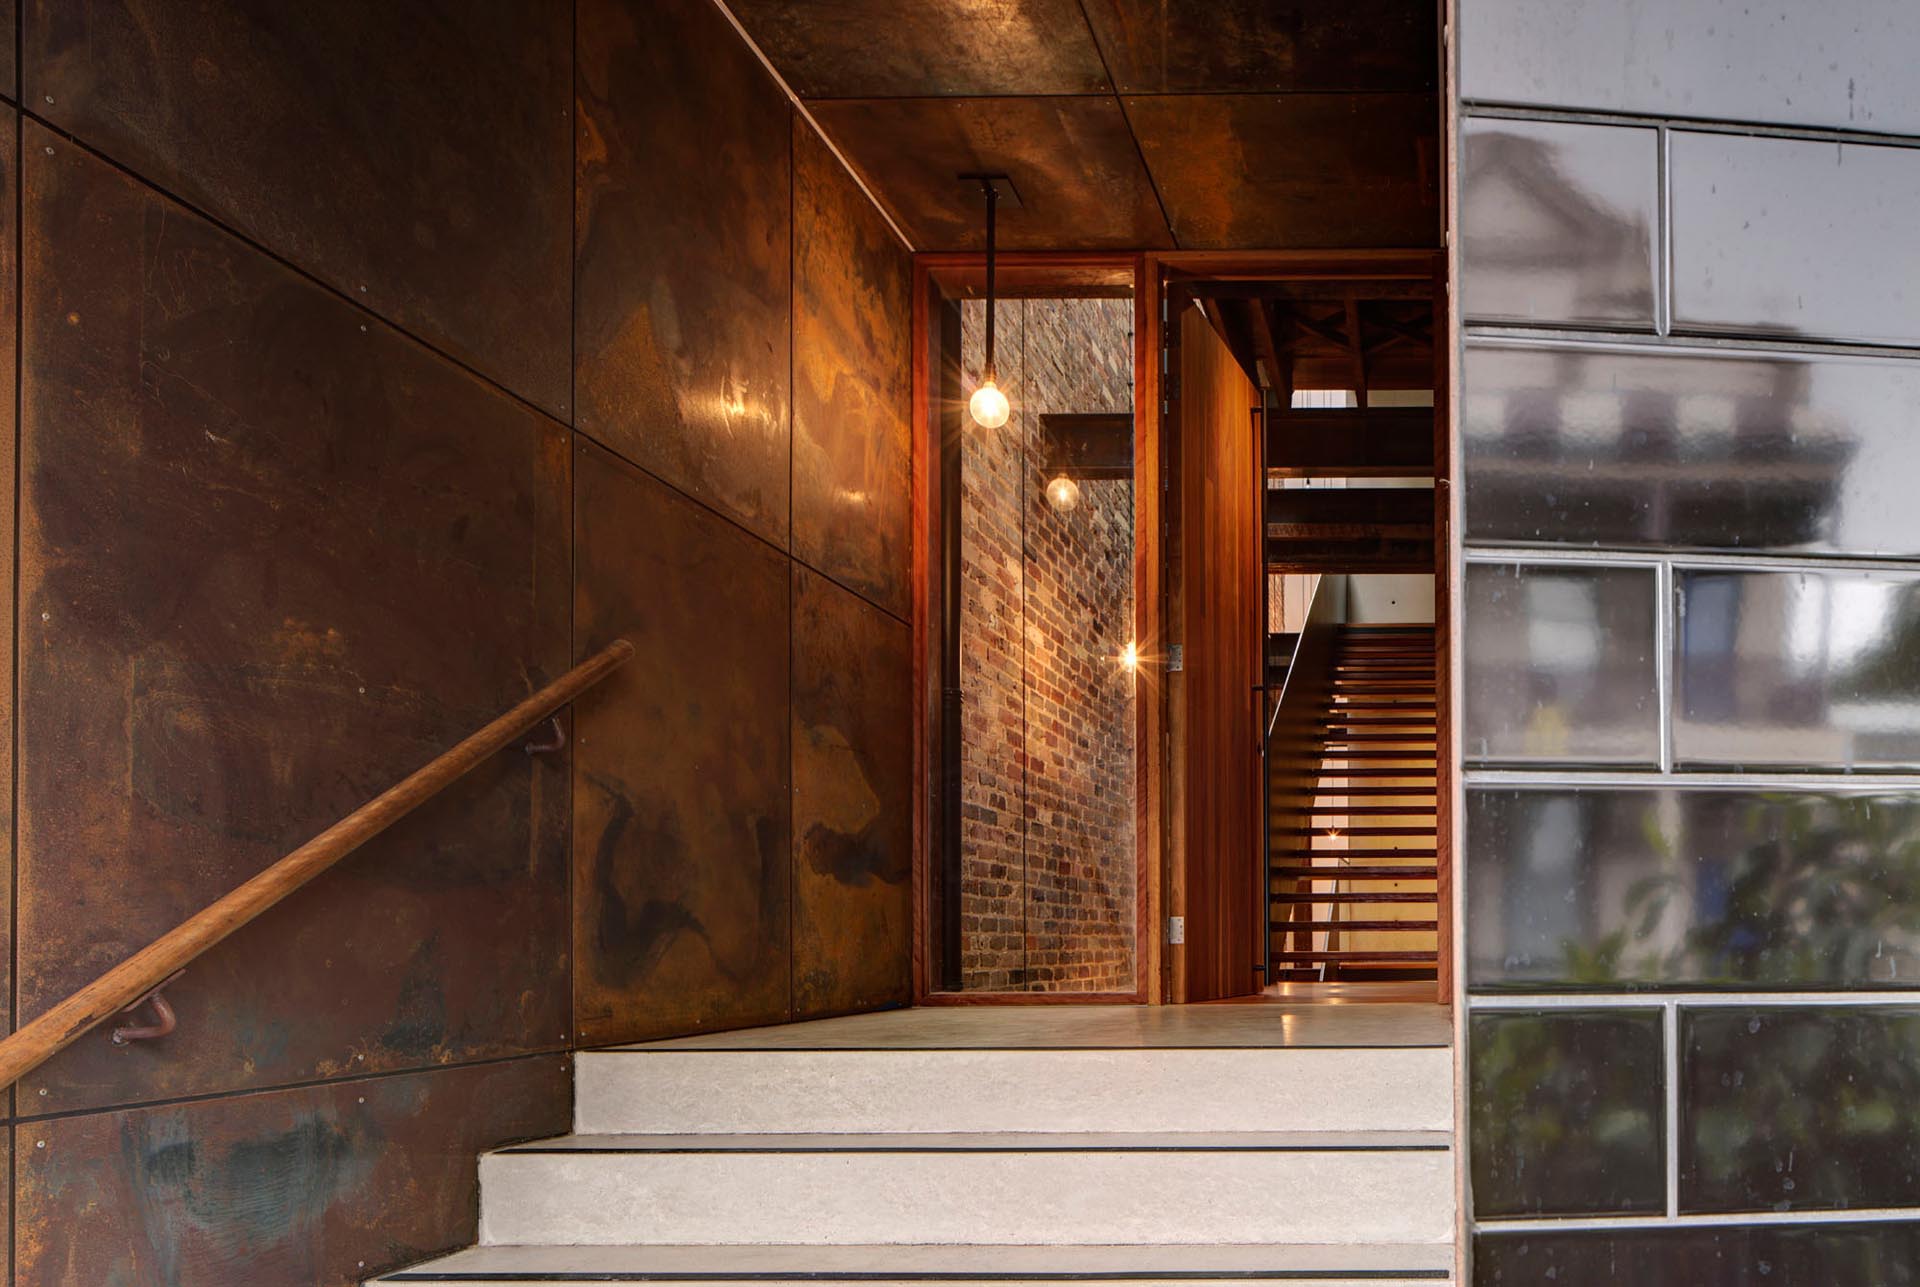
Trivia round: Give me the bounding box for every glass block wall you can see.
[1457,2,1920,1278]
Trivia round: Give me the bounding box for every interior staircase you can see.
[371,1008,1454,1285]
[1269,624,1439,984]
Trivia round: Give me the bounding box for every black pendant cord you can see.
[982,179,998,382]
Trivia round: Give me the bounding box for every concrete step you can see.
[476,1132,1455,1248]
[575,1045,1451,1135]
[375,1242,1452,1285]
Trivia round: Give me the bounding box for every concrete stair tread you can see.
[378,1243,1453,1283]
[574,1036,1450,1136]
[498,1131,1451,1155]
[605,1004,1450,1050]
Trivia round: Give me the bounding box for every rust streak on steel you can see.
[0,638,635,1092]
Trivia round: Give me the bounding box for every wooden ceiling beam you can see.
[1287,308,1353,352]
[1208,300,1264,388]
[1344,293,1369,407]
[1186,279,1435,302]
[1251,301,1288,403]
[1364,311,1433,354]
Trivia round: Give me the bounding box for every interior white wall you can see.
[1349,574,1434,623]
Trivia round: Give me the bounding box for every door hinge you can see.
[1166,916,1186,945]
[1167,643,1184,672]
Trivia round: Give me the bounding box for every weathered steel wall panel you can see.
[1126,93,1439,249]
[17,125,572,1114]
[1082,0,1436,95]
[0,113,17,1045]
[16,1055,569,1286]
[575,0,793,547]
[0,0,14,101]
[792,566,912,1018]
[24,0,573,414]
[728,0,1109,98]
[573,442,793,1045]
[792,120,913,620]
[812,96,1172,251]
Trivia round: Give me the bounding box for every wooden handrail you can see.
[0,638,635,1092]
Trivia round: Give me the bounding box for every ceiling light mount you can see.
[958,172,1023,210]
[962,173,1017,429]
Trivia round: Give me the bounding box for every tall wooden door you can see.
[1172,303,1264,1002]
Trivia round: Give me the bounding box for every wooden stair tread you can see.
[1273,865,1437,879]
[1298,848,1439,858]
[1270,920,1439,933]
[1271,625,1441,985]
[1298,805,1437,815]
[1269,950,1439,963]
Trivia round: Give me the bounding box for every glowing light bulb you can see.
[1045,474,1081,511]
[968,378,1010,429]
[1119,640,1140,672]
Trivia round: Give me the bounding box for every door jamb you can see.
[910,252,1155,1005]
[1155,250,1450,1005]
[908,249,1452,1007]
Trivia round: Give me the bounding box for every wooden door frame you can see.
[908,248,1452,1007]
[909,251,1157,1004]
[1154,249,1451,1006]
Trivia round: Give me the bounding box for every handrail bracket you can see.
[523,714,567,756]
[111,970,184,1046]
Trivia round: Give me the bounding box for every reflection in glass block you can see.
[1464,344,1920,559]
[1467,788,1920,991]
[1462,118,1657,329]
[1469,1010,1665,1217]
[1464,561,1659,765]
[1673,132,1920,350]
[1475,1222,1920,1285]
[1684,1008,1920,1214]
[1675,567,1920,770]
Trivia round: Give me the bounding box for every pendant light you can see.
[967,176,1011,429]
[1044,474,1081,511]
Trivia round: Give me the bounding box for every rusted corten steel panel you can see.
[573,443,793,1045]
[812,96,1173,251]
[0,114,18,1043]
[16,125,572,1115]
[792,566,912,1018]
[576,0,793,548]
[16,1054,569,1286]
[1126,93,1440,249]
[792,121,913,621]
[0,0,15,100]
[0,1132,9,1284]
[728,0,1110,98]
[1080,0,1437,94]
[25,0,573,415]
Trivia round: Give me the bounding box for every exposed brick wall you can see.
[958,297,1136,991]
